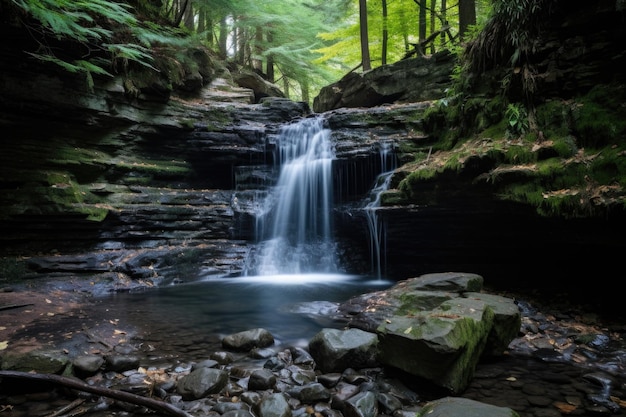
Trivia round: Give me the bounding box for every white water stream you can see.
[364,143,396,278]
[247,117,338,276]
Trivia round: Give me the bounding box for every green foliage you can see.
[505,102,529,138]
[570,85,626,149]
[589,146,626,187]
[504,144,535,164]
[534,99,571,138]
[463,0,551,99]
[11,0,158,88]
[550,137,577,158]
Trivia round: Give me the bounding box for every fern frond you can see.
[104,43,159,71]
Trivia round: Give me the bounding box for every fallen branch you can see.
[0,370,192,417]
[0,303,34,311]
[45,398,85,417]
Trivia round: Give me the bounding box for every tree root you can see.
[0,370,192,417]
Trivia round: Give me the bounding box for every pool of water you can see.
[88,274,393,363]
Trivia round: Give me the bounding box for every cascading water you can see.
[246,117,338,276]
[363,143,396,278]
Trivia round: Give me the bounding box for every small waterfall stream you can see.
[363,143,397,278]
[246,117,338,276]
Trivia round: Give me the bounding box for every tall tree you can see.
[415,0,426,44]
[359,0,372,71]
[382,0,388,65]
[459,0,477,40]
[440,0,447,49]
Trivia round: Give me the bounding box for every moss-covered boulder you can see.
[337,272,521,394]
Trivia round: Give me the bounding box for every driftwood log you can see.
[0,370,193,417]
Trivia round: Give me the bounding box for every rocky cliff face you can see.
[0,43,429,289]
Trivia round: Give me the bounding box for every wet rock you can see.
[308,328,379,373]
[336,272,520,394]
[254,393,292,417]
[290,347,315,367]
[104,354,140,372]
[248,369,277,390]
[222,328,275,352]
[418,397,517,417]
[223,410,256,417]
[193,359,219,370]
[214,400,248,414]
[177,367,229,400]
[317,373,342,388]
[377,392,403,414]
[72,355,104,375]
[344,390,378,417]
[0,352,67,374]
[296,382,331,403]
[211,351,235,364]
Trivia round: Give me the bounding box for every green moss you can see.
[398,168,438,198]
[571,85,626,148]
[537,193,583,217]
[590,147,626,186]
[79,206,110,221]
[534,99,572,138]
[443,154,462,171]
[551,136,578,158]
[480,120,508,139]
[500,143,534,164]
[498,183,544,206]
[115,159,191,179]
[179,118,196,129]
[536,158,564,177]
[379,189,408,206]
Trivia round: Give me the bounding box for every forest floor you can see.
[0,285,92,355]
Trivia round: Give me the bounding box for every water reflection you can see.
[93,274,392,363]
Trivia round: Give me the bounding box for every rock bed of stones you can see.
[1,294,626,417]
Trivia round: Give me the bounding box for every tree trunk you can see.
[382,0,388,65]
[440,0,447,49]
[418,0,426,44]
[430,0,436,53]
[266,31,275,82]
[253,26,263,73]
[459,0,476,41]
[300,79,310,104]
[219,15,228,58]
[359,0,371,71]
[183,0,194,31]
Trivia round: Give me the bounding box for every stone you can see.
[344,391,378,417]
[336,272,521,394]
[416,397,519,417]
[72,355,104,375]
[308,328,379,373]
[376,296,495,394]
[313,51,454,112]
[222,328,275,352]
[248,368,277,390]
[0,352,67,374]
[254,393,292,417]
[176,367,229,400]
[104,355,140,372]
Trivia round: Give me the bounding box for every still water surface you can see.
[90,274,393,363]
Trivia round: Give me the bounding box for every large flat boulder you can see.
[336,272,521,393]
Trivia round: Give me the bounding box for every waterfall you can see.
[246,117,337,276]
[364,143,396,278]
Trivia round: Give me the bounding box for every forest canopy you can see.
[5,0,493,102]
